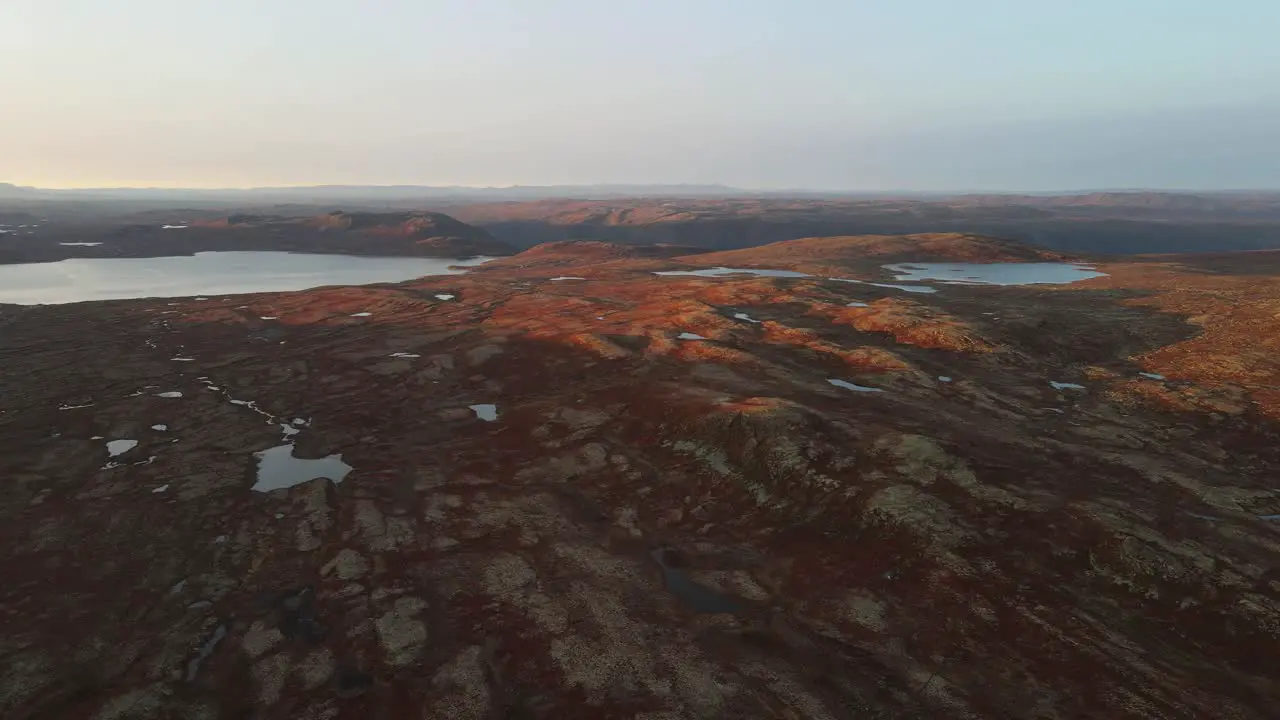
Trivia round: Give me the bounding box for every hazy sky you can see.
[4,0,1278,190]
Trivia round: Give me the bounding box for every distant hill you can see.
[0,183,36,199]
[0,210,511,265]
[185,210,512,256]
[444,196,1280,255]
[165,211,512,258]
[474,233,1068,279]
[9,186,1280,255]
[679,233,1066,272]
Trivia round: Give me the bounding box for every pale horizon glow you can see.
[3,0,1279,191]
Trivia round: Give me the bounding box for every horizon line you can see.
[5,182,1279,195]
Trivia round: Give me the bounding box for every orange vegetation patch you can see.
[670,341,759,365]
[1254,388,1280,421]
[692,278,823,306]
[717,396,798,415]
[492,240,692,263]
[840,347,912,371]
[760,321,910,371]
[559,333,632,360]
[1105,380,1202,414]
[814,299,995,353]
[1108,272,1280,417]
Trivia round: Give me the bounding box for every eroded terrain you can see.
[2,236,1279,719]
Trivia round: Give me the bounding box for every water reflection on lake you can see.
[883,262,1106,286]
[0,251,492,305]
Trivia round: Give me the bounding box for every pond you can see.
[653,266,810,278]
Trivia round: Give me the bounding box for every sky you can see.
[3,0,1278,190]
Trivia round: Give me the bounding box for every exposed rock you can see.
[375,597,428,667]
[465,344,505,366]
[321,549,370,580]
[241,621,284,659]
[482,553,536,597]
[422,646,492,720]
[296,647,335,691]
[253,652,295,707]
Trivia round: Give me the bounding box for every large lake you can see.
[0,252,492,305]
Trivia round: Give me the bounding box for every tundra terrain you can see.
[1,229,1279,719]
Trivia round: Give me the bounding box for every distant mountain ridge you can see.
[8,184,1280,255]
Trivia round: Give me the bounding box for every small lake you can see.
[0,251,492,305]
[654,267,810,278]
[883,262,1106,286]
